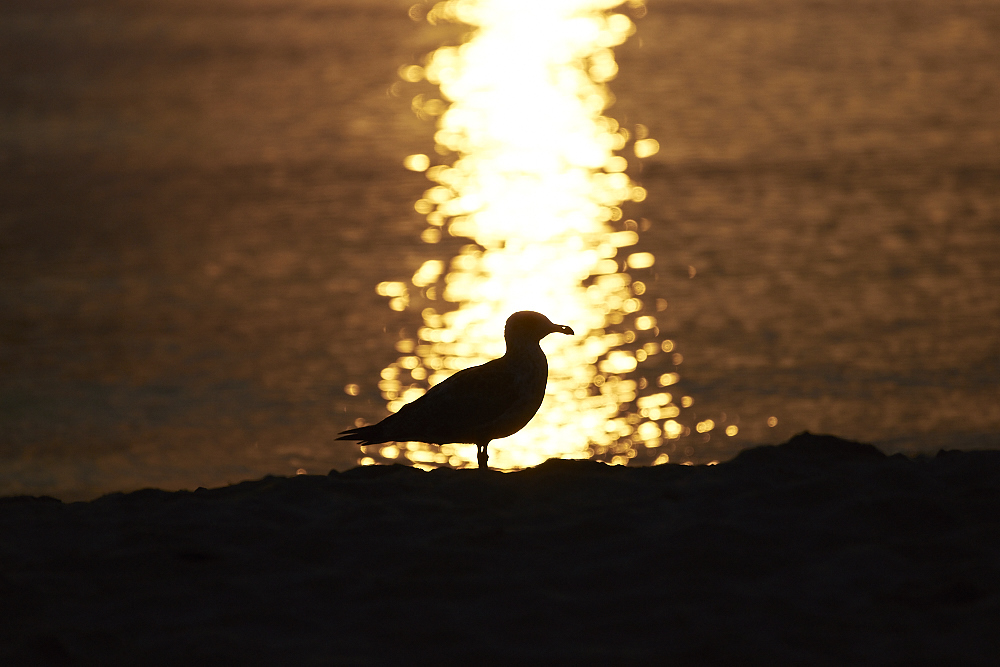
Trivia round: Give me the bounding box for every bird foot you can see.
[477,448,489,470]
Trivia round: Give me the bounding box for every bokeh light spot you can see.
[404,153,431,171]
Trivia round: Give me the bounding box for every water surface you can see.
[1,0,998,499]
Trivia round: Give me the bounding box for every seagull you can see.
[337,311,574,469]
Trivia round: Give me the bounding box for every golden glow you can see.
[626,252,655,269]
[404,154,431,171]
[633,138,659,158]
[362,0,694,469]
[768,416,779,427]
[725,425,738,436]
[658,372,679,386]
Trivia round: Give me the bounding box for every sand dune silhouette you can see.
[2,433,998,664]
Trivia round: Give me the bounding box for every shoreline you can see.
[5,429,999,505]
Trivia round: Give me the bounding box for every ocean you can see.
[1,0,998,500]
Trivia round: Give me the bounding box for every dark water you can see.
[1,0,998,499]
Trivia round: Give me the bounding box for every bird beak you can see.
[553,324,574,336]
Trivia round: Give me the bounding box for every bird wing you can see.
[381,357,521,444]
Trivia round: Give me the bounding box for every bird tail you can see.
[335,424,387,447]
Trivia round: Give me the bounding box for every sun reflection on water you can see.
[365,0,690,469]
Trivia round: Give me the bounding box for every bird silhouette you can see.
[337,311,574,469]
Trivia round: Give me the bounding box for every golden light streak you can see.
[368,0,690,468]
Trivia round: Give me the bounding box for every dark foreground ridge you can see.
[3,433,999,665]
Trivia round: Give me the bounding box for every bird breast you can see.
[487,345,549,438]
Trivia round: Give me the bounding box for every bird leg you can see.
[476,442,489,470]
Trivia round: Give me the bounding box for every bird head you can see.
[505,311,574,343]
